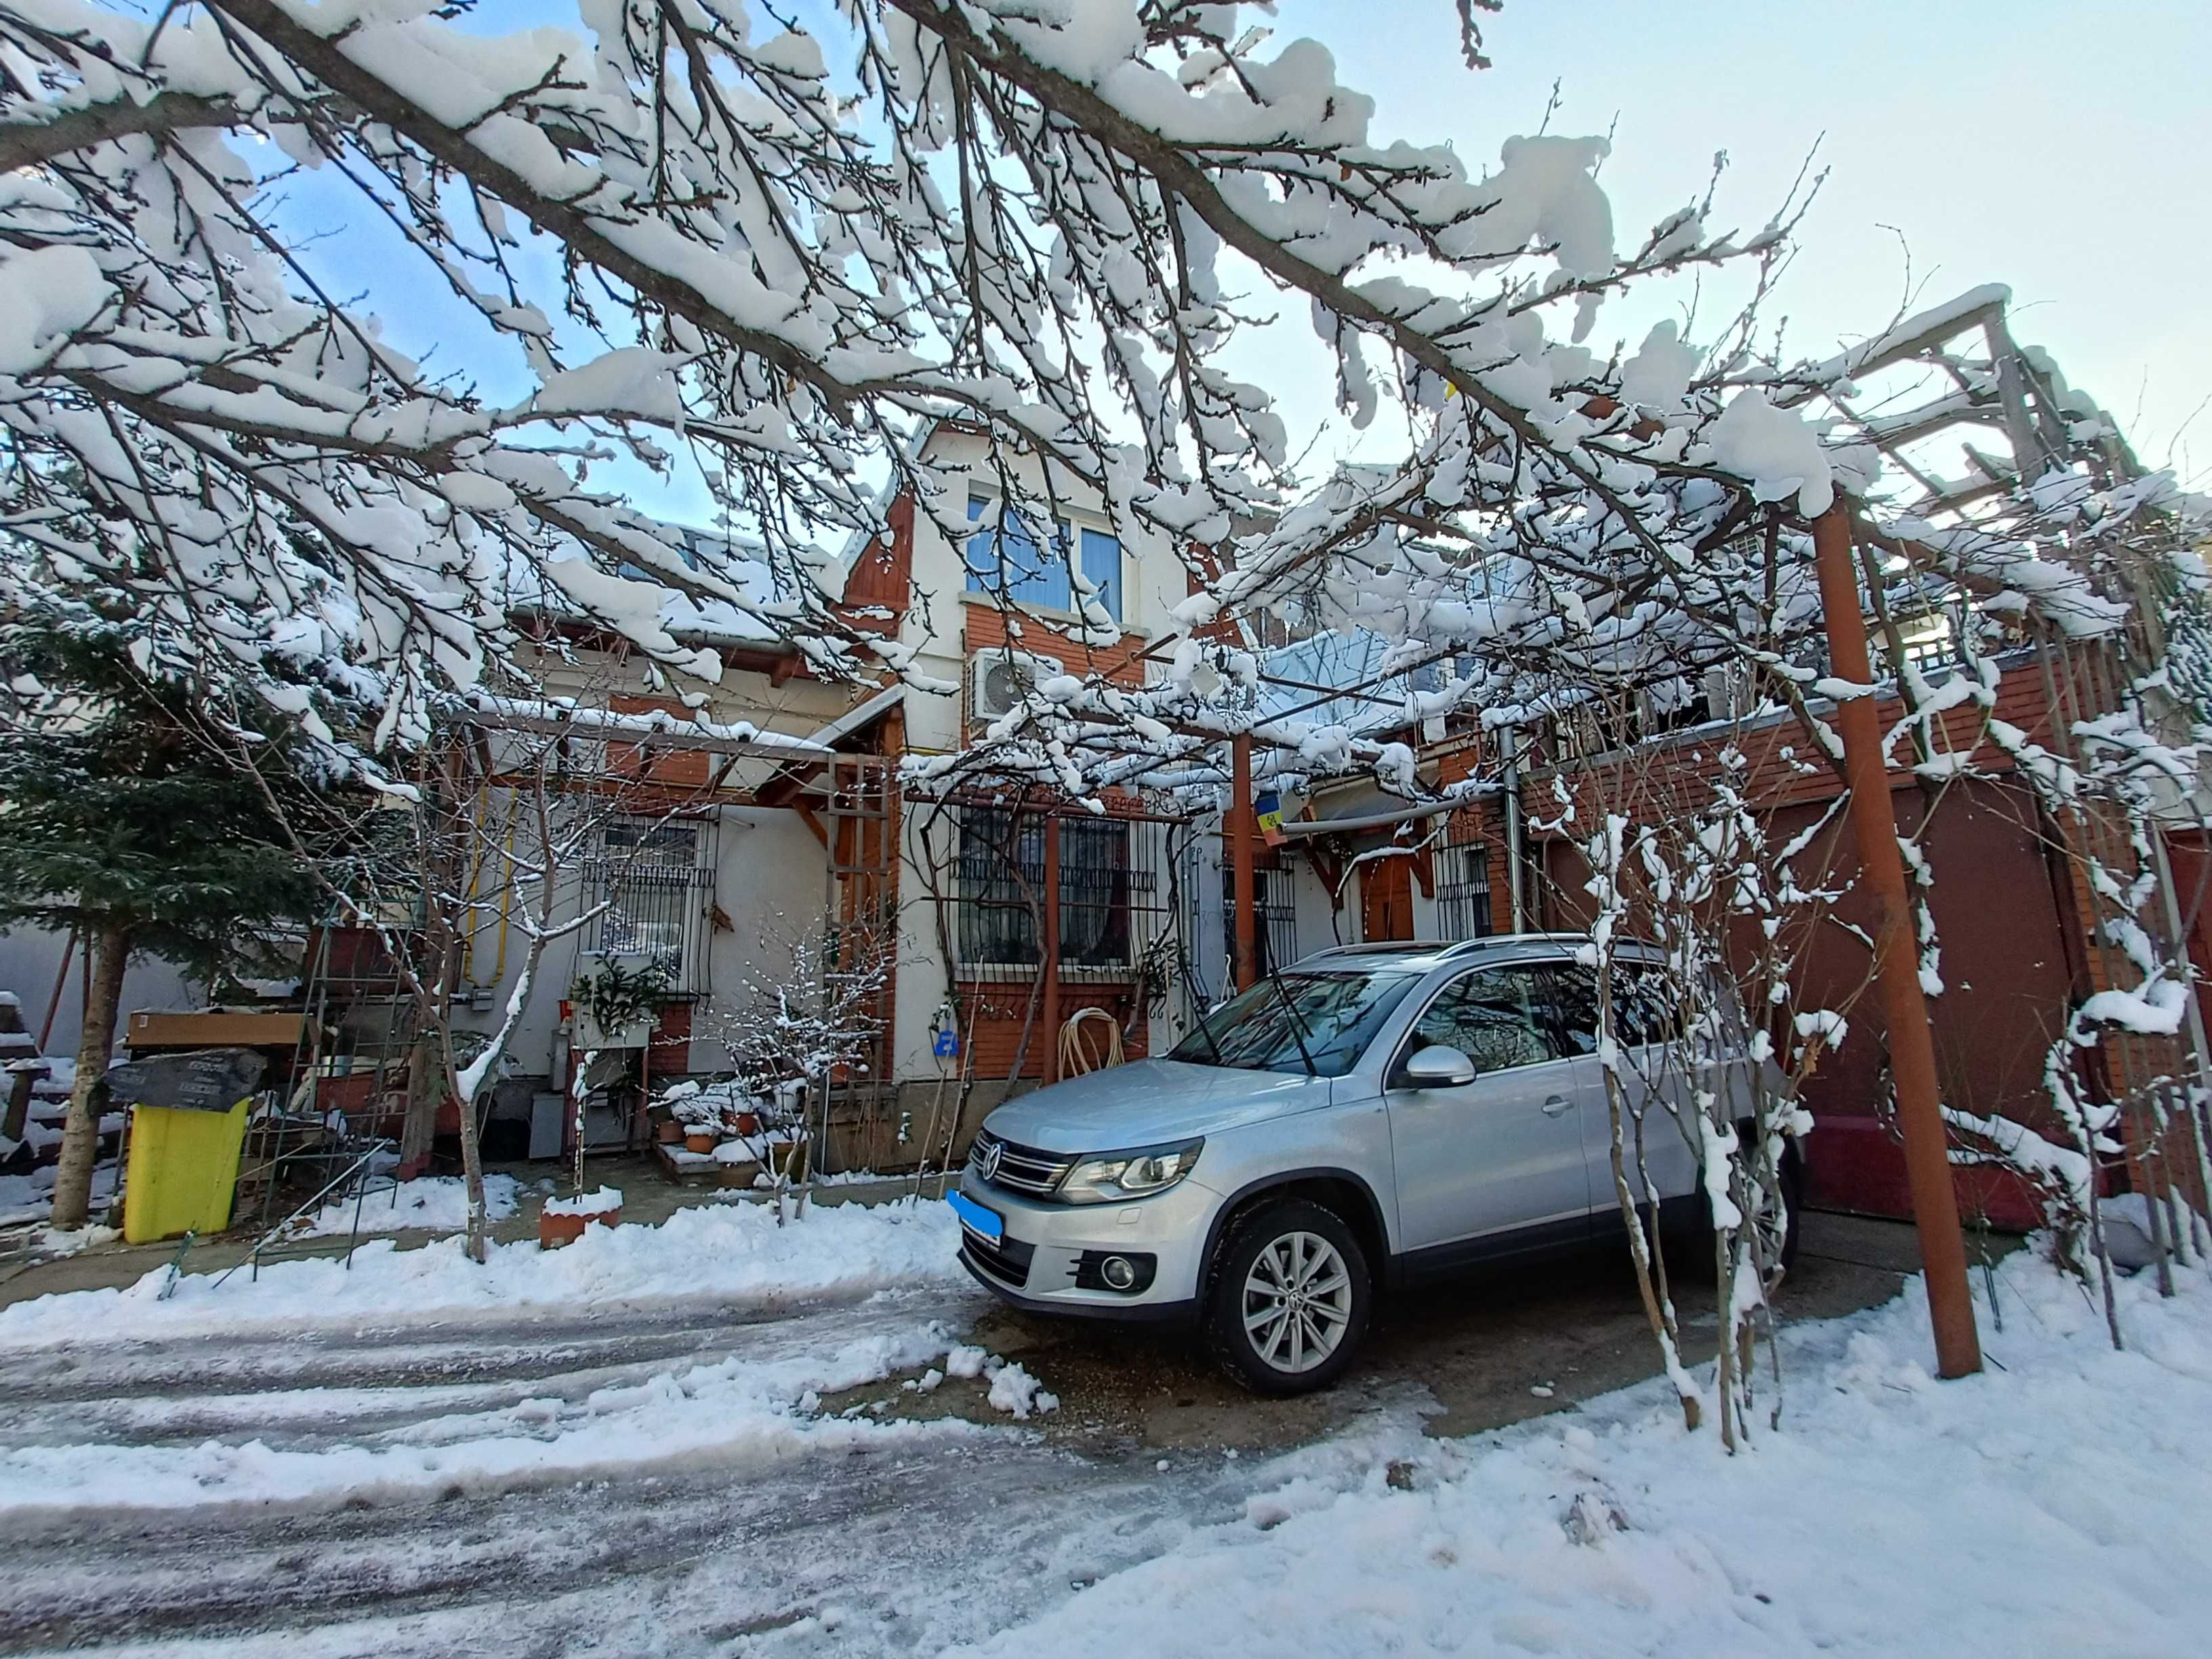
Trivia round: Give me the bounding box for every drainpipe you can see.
[1500,724,1528,934]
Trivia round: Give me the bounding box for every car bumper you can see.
[953,1164,1218,1319]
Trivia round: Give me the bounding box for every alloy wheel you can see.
[1240,1230,1353,1374]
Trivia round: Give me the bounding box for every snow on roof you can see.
[458,694,832,754]
[802,682,906,751]
[1256,630,1433,735]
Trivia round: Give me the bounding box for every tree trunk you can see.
[49,920,130,1230]
[398,1028,438,1179]
[455,1045,489,1264]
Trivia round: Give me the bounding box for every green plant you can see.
[571,954,676,1036]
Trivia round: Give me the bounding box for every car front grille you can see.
[968,1130,1077,1199]
[960,1227,1036,1290]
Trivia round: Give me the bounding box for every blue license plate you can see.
[947,1189,1004,1245]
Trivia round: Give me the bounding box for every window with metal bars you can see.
[1435,836,1494,941]
[1216,864,1299,979]
[955,808,1174,972]
[581,818,717,997]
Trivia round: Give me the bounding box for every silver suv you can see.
[948,935,1799,1393]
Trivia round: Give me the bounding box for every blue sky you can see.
[289,1,2212,524]
[1286,0,2212,481]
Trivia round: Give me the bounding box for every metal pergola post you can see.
[1812,504,1982,1379]
[1231,732,1258,994]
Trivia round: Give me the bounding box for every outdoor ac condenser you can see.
[968,647,1062,722]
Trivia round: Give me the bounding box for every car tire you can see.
[1204,1197,1372,1395]
[1671,1145,1803,1292]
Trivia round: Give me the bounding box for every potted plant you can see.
[539,1185,622,1249]
[570,951,675,1050]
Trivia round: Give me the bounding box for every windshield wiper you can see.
[1181,975,1230,1067]
[1264,966,1321,1077]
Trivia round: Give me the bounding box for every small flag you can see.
[1255,790,1286,847]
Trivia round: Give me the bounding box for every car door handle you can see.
[1540,1094,1572,1117]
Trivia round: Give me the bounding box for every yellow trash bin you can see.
[122,1099,250,1244]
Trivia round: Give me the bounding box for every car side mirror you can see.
[1401,1044,1477,1089]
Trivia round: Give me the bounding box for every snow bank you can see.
[298,1174,519,1237]
[0,1324,982,1520]
[956,1252,2212,1659]
[0,1195,964,1348]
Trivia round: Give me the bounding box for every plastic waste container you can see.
[122,1098,249,1244]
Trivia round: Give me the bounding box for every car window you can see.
[1403,966,1557,1076]
[1169,971,1418,1078]
[1548,960,1682,1052]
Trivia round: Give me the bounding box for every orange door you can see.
[1361,855,1414,942]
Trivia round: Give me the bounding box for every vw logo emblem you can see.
[977,1141,1004,1184]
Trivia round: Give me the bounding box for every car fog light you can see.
[1101,1255,1139,1290]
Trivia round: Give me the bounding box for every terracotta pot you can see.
[733,1111,761,1135]
[683,1130,718,1154]
[654,1120,684,1145]
[538,1206,621,1250]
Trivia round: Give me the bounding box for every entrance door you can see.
[1361,855,1414,942]
[1383,964,1594,1258]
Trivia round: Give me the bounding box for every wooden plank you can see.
[126,1010,307,1051]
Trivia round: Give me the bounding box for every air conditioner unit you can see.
[970,647,1061,722]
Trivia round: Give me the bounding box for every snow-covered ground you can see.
[960,1251,2212,1659]
[0,1158,115,1229]
[1,1223,2207,1658]
[0,1191,964,1347]
[295,1172,520,1237]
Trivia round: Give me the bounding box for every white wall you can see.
[0,924,203,1061]
[883,426,1203,1082]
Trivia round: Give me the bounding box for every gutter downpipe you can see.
[1502,724,1528,933]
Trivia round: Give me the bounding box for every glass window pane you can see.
[1411,968,1554,1073]
[1168,971,1415,1078]
[958,806,1044,966]
[1059,817,1131,967]
[1079,527,1121,621]
[1545,962,1675,1052]
[964,496,1070,609]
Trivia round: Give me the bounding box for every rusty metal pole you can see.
[1812,505,1983,1378]
[1231,733,1258,994]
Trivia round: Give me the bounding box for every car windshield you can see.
[1169,971,1417,1078]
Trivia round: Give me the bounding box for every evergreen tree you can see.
[0,611,320,1229]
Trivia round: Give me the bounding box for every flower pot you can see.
[538,1204,620,1249]
[765,1139,809,1183]
[655,1120,684,1145]
[683,1130,718,1154]
[733,1111,761,1135]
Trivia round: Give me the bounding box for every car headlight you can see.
[1057,1139,1204,1204]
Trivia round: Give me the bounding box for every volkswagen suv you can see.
[947,935,1799,1393]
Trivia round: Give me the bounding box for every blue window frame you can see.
[965,496,1120,621]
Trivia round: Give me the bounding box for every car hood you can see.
[980,1059,1335,1155]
